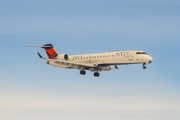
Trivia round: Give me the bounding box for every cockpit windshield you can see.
[136,52,147,54]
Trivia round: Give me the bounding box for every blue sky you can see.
[0,0,180,120]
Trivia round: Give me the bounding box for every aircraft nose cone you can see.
[150,56,153,61]
[148,56,153,63]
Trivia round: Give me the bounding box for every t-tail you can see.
[27,44,58,59]
[41,44,58,59]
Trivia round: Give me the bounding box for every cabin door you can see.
[129,53,135,62]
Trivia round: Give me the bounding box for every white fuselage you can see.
[49,50,153,69]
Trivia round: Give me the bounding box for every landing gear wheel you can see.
[143,66,146,69]
[80,70,86,75]
[94,72,100,77]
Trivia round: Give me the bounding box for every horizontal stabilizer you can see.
[26,46,52,48]
[26,44,54,50]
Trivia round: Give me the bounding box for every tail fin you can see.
[41,44,58,59]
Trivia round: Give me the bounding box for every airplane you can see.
[29,44,153,77]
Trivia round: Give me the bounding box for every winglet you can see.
[37,52,43,58]
[111,65,120,70]
[115,65,119,70]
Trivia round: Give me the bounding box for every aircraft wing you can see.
[37,52,116,71]
[38,52,97,67]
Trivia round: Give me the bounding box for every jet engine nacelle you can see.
[57,54,69,60]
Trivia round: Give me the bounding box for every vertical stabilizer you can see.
[41,44,58,59]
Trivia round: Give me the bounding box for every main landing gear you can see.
[80,70,100,77]
[143,63,146,69]
[94,72,100,77]
[80,70,86,75]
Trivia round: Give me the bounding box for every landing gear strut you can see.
[143,63,146,69]
[80,70,86,75]
[94,72,100,77]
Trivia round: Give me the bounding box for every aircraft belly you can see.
[48,61,69,68]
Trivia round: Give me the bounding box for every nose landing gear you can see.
[143,66,146,69]
[143,63,146,69]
